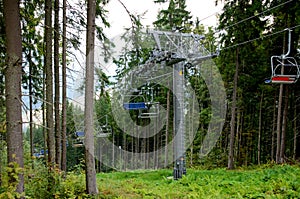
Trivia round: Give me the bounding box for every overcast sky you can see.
[103,0,223,37]
[88,0,224,82]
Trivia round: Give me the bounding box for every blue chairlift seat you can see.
[75,131,85,137]
[123,102,148,110]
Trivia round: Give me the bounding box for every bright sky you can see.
[103,0,223,37]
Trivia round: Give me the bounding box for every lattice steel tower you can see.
[148,30,217,179]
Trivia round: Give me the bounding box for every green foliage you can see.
[153,0,193,31]
[66,101,77,135]
[95,68,111,97]
[2,163,299,198]
[24,126,45,151]
[20,0,44,105]
[66,146,85,172]
[0,162,24,199]
[24,160,89,199]
[215,0,300,167]
[96,165,300,198]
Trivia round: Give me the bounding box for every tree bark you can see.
[257,90,263,165]
[228,48,239,170]
[189,89,195,167]
[29,47,34,160]
[45,0,55,168]
[164,88,170,167]
[271,93,277,161]
[293,91,297,160]
[154,120,157,169]
[275,80,284,164]
[279,87,289,163]
[54,0,61,168]
[61,0,67,172]
[235,109,240,163]
[4,0,24,193]
[85,0,98,195]
[276,25,289,164]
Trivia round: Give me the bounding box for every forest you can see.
[1,0,300,198]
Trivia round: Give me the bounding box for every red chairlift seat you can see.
[271,76,296,84]
[270,56,299,84]
[269,29,299,84]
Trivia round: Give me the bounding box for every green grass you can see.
[96,164,300,199]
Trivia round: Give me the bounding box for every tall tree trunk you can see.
[235,109,240,163]
[85,0,98,194]
[23,7,35,159]
[29,49,34,160]
[275,80,283,164]
[293,91,297,160]
[61,0,67,172]
[54,0,61,168]
[146,125,149,168]
[164,89,170,167]
[154,120,157,169]
[189,90,194,167]
[123,125,127,170]
[279,87,289,163]
[276,25,288,164]
[43,75,47,163]
[237,110,243,164]
[228,48,239,170]
[45,0,55,168]
[3,0,24,193]
[257,90,264,165]
[0,141,2,187]
[271,92,277,161]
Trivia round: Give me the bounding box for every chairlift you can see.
[72,131,85,147]
[72,142,84,148]
[138,102,160,119]
[96,115,112,138]
[96,125,112,138]
[270,56,299,84]
[33,149,48,158]
[270,29,300,84]
[123,102,148,110]
[139,87,160,119]
[123,91,148,110]
[123,86,160,118]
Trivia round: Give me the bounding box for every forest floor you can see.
[96,164,300,199]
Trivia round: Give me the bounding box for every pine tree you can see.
[85,0,98,194]
[44,0,55,168]
[153,0,192,31]
[3,0,24,193]
[218,0,267,168]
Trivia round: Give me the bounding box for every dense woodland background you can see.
[0,0,300,197]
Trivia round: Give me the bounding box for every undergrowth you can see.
[0,160,90,199]
[96,164,300,198]
[24,160,89,199]
[1,162,299,198]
